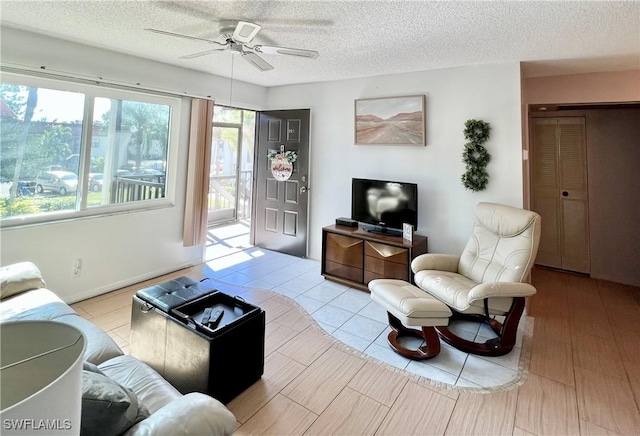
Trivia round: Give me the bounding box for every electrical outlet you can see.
[72,258,82,278]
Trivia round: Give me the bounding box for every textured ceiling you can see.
[1,0,639,87]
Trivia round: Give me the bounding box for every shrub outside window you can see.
[0,74,179,226]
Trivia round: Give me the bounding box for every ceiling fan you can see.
[145,20,319,72]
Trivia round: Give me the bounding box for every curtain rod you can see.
[0,63,215,101]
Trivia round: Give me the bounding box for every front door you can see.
[253,109,310,257]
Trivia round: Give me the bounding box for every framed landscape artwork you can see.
[355,95,426,146]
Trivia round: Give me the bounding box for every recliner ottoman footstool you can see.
[369,279,452,360]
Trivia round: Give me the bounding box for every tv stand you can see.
[321,224,428,291]
[362,225,403,237]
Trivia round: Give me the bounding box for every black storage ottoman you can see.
[129,276,265,404]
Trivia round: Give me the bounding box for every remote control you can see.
[208,308,224,327]
[201,307,213,325]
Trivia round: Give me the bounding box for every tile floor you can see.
[205,222,529,390]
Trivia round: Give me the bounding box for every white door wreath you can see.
[268,145,297,181]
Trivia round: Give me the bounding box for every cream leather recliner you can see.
[411,202,541,356]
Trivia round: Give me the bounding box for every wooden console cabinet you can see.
[321,224,428,291]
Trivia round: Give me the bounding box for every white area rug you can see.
[221,280,533,394]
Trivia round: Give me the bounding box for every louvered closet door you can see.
[531,117,590,274]
[532,119,561,268]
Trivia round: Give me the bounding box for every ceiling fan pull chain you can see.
[229,54,234,106]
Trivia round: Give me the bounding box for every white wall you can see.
[267,63,525,260]
[0,28,267,303]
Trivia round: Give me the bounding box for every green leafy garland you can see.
[267,149,298,163]
[461,119,491,192]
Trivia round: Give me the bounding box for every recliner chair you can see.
[411,202,541,356]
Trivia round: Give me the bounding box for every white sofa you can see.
[0,262,236,436]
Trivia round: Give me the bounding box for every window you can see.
[0,74,180,226]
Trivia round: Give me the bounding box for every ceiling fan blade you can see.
[179,47,228,59]
[253,45,319,59]
[242,52,274,72]
[145,28,225,46]
[232,21,262,44]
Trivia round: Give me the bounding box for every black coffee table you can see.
[129,276,265,404]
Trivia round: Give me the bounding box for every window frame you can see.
[0,72,182,228]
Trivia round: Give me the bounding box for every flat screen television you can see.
[351,178,418,236]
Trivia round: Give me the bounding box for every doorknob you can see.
[300,186,308,193]
[562,191,569,197]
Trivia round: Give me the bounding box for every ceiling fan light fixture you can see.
[233,21,261,44]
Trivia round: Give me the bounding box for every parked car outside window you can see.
[89,173,103,192]
[116,169,132,177]
[35,171,78,196]
[134,168,164,183]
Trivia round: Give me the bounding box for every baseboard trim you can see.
[64,259,201,304]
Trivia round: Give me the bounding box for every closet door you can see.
[531,117,590,274]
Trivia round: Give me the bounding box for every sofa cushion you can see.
[55,314,124,365]
[0,287,124,365]
[98,355,182,414]
[124,392,237,436]
[0,288,76,321]
[0,261,46,300]
[81,370,149,436]
[83,360,104,374]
